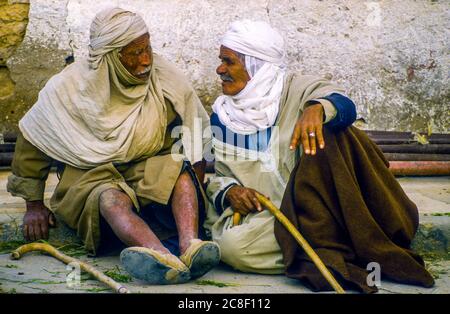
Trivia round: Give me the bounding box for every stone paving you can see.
[0,170,449,294]
[0,254,449,294]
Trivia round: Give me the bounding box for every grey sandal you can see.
[180,240,221,279]
[120,247,190,285]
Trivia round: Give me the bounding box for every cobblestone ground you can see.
[0,171,449,294]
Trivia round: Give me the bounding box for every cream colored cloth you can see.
[88,7,148,70]
[20,52,168,169]
[205,73,345,274]
[221,20,286,66]
[212,20,286,135]
[19,8,209,169]
[19,8,166,169]
[210,209,285,274]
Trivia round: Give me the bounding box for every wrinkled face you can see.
[119,33,153,80]
[216,45,250,95]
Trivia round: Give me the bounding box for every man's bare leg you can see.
[171,170,199,255]
[99,189,170,254]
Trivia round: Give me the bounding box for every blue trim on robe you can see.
[321,93,357,131]
[210,93,357,151]
[210,113,272,152]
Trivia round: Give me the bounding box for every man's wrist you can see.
[316,103,325,121]
[26,200,45,210]
[223,184,238,208]
[304,101,325,121]
[316,98,337,123]
[223,187,233,204]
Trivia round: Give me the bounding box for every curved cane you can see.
[232,194,345,294]
[10,242,129,293]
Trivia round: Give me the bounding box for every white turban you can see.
[221,19,286,66]
[88,7,148,69]
[213,20,286,135]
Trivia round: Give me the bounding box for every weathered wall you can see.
[1,0,449,134]
[0,0,29,124]
[1,0,70,134]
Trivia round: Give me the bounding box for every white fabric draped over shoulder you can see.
[19,8,169,169]
[212,19,286,135]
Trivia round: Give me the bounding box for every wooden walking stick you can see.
[10,242,130,294]
[232,194,345,294]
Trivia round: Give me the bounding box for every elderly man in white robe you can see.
[7,7,220,285]
[205,20,357,274]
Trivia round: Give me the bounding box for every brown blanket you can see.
[274,126,435,293]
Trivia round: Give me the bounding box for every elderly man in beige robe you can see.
[205,20,435,295]
[205,20,357,274]
[7,7,220,285]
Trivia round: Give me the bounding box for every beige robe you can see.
[9,92,208,254]
[205,73,345,274]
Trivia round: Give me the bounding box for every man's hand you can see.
[289,103,325,155]
[225,186,266,216]
[23,200,56,241]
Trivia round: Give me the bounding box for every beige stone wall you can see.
[0,0,29,101]
[0,0,449,134]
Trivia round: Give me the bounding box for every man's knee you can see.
[176,169,193,187]
[215,228,252,270]
[214,222,284,274]
[99,188,132,215]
